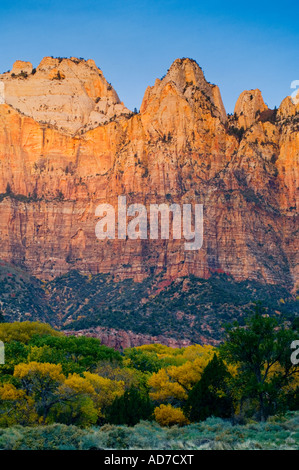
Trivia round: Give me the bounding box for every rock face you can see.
[0,57,298,290]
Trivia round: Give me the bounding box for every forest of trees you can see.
[0,304,298,429]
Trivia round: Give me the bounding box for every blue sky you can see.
[0,0,298,113]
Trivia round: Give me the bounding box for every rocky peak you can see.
[0,57,130,135]
[11,60,33,75]
[165,58,211,95]
[277,94,299,120]
[234,89,268,129]
[140,59,227,122]
[140,59,227,153]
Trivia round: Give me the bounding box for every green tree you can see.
[184,354,233,422]
[28,335,122,374]
[220,303,299,421]
[0,341,29,377]
[124,347,163,373]
[107,386,153,426]
[0,321,61,344]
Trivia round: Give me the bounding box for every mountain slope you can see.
[0,261,297,347]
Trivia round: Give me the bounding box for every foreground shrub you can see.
[0,413,297,450]
[0,424,85,450]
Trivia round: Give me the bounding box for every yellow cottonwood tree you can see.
[13,362,66,423]
[56,373,98,426]
[148,347,215,403]
[0,383,38,426]
[83,372,125,416]
[56,372,125,424]
[154,404,189,427]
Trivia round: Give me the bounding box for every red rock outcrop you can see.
[64,326,196,350]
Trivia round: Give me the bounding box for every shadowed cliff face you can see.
[0,57,298,290]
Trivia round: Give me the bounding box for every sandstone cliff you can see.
[0,57,298,290]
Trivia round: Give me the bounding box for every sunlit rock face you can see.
[0,57,298,290]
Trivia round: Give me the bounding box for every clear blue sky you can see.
[0,0,298,113]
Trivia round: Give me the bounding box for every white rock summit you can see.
[0,57,131,135]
